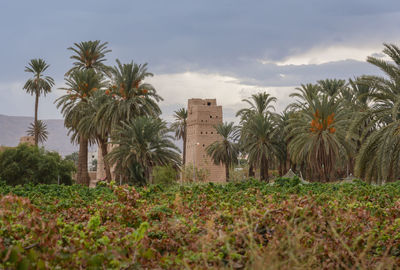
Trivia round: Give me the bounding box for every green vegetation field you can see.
[1,179,400,269]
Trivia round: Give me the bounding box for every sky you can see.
[0,0,400,123]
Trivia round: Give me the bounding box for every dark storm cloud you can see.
[0,0,399,118]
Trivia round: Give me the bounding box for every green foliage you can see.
[152,165,177,185]
[0,144,76,186]
[182,164,210,182]
[1,179,400,268]
[107,116,181,185]
[274,176,301,187]
[64,151,78,166]
[206,122,239,181]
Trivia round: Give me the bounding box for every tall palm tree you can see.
[287,90,352,181]
[95,59,163,183]
[58,40,111,186]
[107,117,181,185]
[56,69,106,186]
[236,92,277,119]
[241,113,279,181]
[206,122,239,181]
[66,40,111,76]
[23,59,54,145]
[77,90,113,181]
[340,77,376,175]
[274,110,292,176]
[236,91,277,177]
[355,43,400,183]
[26,120,49,145]
[171,108,188,165]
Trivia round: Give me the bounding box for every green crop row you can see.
[1,178,400,269]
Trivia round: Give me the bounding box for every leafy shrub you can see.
[182,164,210,182]
[1,179,400,268]
[152,165,177,185]
[274,176,301,187]
[0,144,76,185]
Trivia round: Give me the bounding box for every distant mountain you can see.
[0,114,78,156]
[0,114,183,156]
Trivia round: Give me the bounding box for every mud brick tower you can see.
[185,99,226,182]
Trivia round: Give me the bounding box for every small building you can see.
[19,136,35,146]
[185,98,226,182]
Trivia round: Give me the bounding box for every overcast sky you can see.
[1,0,399,122]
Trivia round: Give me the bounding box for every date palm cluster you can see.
[172,43,400,183]
[54,41,180,186]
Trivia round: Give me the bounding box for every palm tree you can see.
[317,79,347,97]
[100,59,162,125]
[94,59,163,183]
[66,40,111,76]
[236,92,277,119]
[354,43,400,183]
[206,122,239,181]
[340,77,376,175]
[26,120,49,145]
[56,69,106,186]
[274,110,292,176]
[58,40,111,186]
[287,89,352,181]
[23,59,54,145]
[171,108,188,165]
[236,91,277,177]
[241,113,279,181]
[107,117,181,185]
[77,90,113,181]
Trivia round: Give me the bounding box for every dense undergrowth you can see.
[1,178,400,269]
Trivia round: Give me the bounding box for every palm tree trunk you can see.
[183,130,187,165]
[300,162,305,180]
[34,93,39,146]
[99,137,112,182]
[77,136,90,186]
[249,163,255,177]
[225,163,229,182]
[260,156,269,181]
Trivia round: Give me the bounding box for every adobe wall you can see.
[185,98,226,182]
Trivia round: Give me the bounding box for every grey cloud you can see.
[1,0,400,120]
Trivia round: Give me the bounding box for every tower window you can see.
[206,132,208,134]
[207,102,211,106]
[210,115,212,118]
[201,132,203,134]
[211,132,213,134]
[203,144,205,147]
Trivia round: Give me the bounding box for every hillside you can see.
[0,114,182,156]
[0,114,77,156]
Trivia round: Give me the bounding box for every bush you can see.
[182,164,210,182]
[274,176,301,187]
[1,179,400,268]
[152,165,177,185]
[0,144,76,185]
